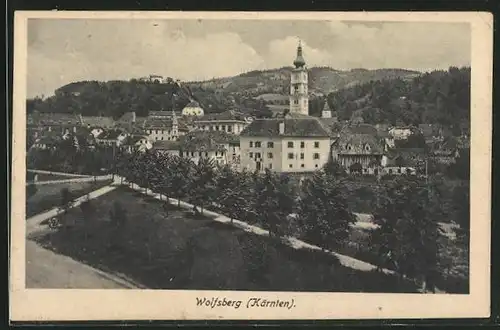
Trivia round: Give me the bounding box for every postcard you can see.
[10,11,492,321]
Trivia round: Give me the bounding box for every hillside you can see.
[326,66,471,130]
[26,67,421,120]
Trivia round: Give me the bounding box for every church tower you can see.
[289,41,309,115]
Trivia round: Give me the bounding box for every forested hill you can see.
[325,66,471,129]
[26,67,420,119]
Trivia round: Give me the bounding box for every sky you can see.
[27,19,471,98]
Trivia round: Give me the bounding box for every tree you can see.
[297,172,355,251]
[216,165,251,224]
[189,157,217,215]
[170,156,194,208]
[323,159,347,178]
[59,188,75,215]
[255,169,295,238]
[370,176,444,292]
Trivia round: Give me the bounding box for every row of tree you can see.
[114,151,451,291]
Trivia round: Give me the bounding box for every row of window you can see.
[292,99,308,105]
[154,136,176,141]
[249,141,320,148]
[148,129,176,135]
[179,151,226,157]
[264,163,319,170]
[249,152,320,160]
[201,124,238,133]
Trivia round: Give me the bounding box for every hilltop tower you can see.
[289,41,309,115]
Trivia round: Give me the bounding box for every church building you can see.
[240,41,331,173]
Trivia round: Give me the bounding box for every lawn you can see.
[25,180,113,218]
[33,186,417,292]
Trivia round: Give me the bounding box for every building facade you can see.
[240,116,331,173]
[193,110,253,135]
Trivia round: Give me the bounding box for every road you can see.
[25,177,143,289]
[25,240,135,289]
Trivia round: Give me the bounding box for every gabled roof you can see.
[123,135,149,145]
[183,100,202,108]
[153,140,181,150]
[81,116,116,128]
[334,133,385,154]
[240,116,330,138]
[178,130,237,152]
[96,129,125,140]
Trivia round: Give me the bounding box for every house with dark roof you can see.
[239,113,331,173]
[143,111,189,142]
[192,109,254,135]
[94,129,129,147]
[122,135,153,153]
[331,130,386,174]
[381,148,426,176]
[429,137,460,164]
[174,130,241,167]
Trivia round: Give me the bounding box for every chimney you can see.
[279,121,285,135]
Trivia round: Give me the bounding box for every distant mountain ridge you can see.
[27,66,422,119]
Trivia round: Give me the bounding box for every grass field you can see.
[25,180,113,218]
[33,186,417,292]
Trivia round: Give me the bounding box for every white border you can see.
[10,11,492,321]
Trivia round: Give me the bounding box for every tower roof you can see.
[293,41,306,68]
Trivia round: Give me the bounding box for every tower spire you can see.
[293,40,306,68]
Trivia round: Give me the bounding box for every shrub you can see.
[109,201,127,227]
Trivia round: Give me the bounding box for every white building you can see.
[144,111,188,141]
[239,115,331,173]
[289,41,309,116]
[388,126,417,140]
[193,110,253,135]
[182,100,205,116]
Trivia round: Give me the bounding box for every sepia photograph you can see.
[10,11,492,321]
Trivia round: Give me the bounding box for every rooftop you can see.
[240,116,330,138]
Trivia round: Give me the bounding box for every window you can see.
[228,126,232,132]
[205,152,208,157]
[314,142,320,148]
[215,125,220,131]
[267,152,273,159]
[156,130,159,134]
[267,142,274,148]
[255,141,261,148]
[191,152,195,157]
[179,151,183,157]
[161,137,164,140]
[313,153,320,159]
[301,164,305,168]
[249,152,253,158]
[288,141,294,148]
[199,152,202,157]
[288,153,294,159]
[221,125,226,131]
[294,100,298,105]
[397,168,401,174]
[289,164,293,168]
[300,141,305,148]
[315,164,319,168]
[215,151,218,156]
[249,141,253,147]
[269,163,273,169]
[255,152,261,159]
